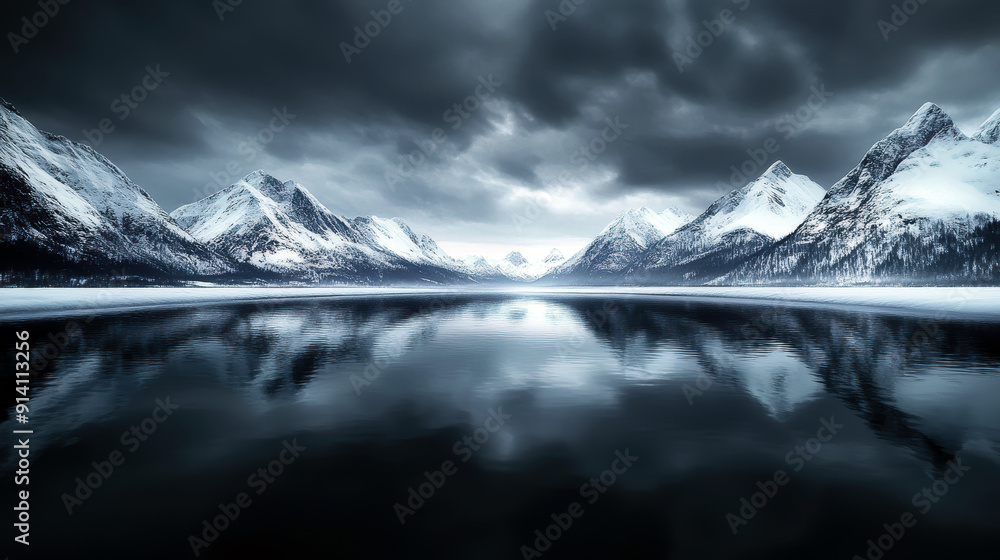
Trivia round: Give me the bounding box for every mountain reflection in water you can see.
[3,294,998,559]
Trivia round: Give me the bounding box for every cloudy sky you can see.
[3,0,999,260]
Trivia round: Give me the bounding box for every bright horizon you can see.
[437,238,593,263]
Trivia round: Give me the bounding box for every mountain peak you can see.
[973,107,1000,145]
[620,207,654,219]
[613,206,659,224]
[597,204,692,249]
[237,170,300,202]
[763,160,793,179]
[827,103,964,199]
[503,251,529,267]
[543,249,565,263]
[911,101,944,118]
[901,103,956,137]
[242,169,279,186]
[692,161,826,241]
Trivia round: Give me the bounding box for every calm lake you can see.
[3,294,999,559]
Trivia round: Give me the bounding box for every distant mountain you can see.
[0,98,236,284]
[494,249,567,282]
[542,248,566,265]
[459,255,505,279]
[171,171,465,284]
[721,103,1000,285]
[542,207,693,283]
[631,161,826,284]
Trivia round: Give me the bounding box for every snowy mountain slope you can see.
[625,161,825,284]
[171,171,467,283]
[0,98,234,282]
[542,207,693,283]
[722,103,1000,285]
[973,107,1000,145]
[351,215,463,271]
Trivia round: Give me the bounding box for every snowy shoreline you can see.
[1,286,999,320]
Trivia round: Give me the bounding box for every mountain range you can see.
[717,103,1000,285]
[2,97,998,286]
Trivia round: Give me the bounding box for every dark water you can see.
[3,294,999,559]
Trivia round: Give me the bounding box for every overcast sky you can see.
[3,0,999,260]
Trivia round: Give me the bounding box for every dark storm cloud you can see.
[2,0,999,246]
[493,152,543,183]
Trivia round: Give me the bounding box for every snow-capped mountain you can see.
[722,103,1000,285]
[493,249,568,282]
[632,161,826,283]
[542,248,566,266]
[0,97,235,283]
[677,161,825,242]
[172,171,360,272]
[543,207,693,283]
[171,171,465,283]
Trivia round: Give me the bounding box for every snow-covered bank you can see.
[521,286,1000,318]
[0,286,999,320]
[0,287,450,319]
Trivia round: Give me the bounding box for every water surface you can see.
[3,294,999,559]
